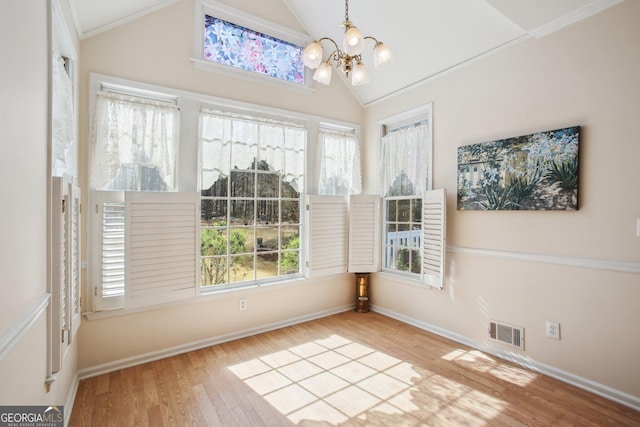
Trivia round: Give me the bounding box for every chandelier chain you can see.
[345,0,349,22]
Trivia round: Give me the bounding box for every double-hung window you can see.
[199,109,305,289]
[380,104,446,288]
[90,86,182,311]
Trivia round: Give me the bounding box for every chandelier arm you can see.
[318,37,341,54]
[363,36,380,44]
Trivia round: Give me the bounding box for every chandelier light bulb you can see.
[373,42,395,70]
[342,25,365,56]
[301,41,323,69]
[351,61,369,86]
[313,61,333,85]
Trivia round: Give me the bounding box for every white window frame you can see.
[192,0,313,94]
[379,104,438,286]
[198,107,307,291]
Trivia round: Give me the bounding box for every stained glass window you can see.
[204,15,305,84]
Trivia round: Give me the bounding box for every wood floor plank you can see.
[69,311,640,426]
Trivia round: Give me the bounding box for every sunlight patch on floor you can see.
[228,334,509,425]
[442,348,539,387]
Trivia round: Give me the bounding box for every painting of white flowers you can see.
[457,126,579,210]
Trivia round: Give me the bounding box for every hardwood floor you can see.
[69,311,640,426]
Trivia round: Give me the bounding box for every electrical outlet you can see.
[546,320,560,340]
[239,298,247,311]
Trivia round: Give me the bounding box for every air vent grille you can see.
[489,320,524,350]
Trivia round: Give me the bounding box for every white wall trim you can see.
[64,372,80,427]
[69,0,180,40]
[0,293,50,363]
[448,245,640,274]
[78,304,354,379]
[529,0,624,38]
[371,304,640,412]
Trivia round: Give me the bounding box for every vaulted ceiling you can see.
[68,0,623,105]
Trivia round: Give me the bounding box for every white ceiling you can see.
[68,0,622,106]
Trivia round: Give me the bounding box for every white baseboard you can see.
[371,304,640,412]
[64,372,80,427]
[78,304,354,380]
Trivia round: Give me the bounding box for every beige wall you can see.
[76,0,361,369]
[0,0,79,413]
[364,1,640,398]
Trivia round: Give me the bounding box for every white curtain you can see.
[200,110,305,193]
[91,91,179,191]
[380,124,430,196]
[317,129,362,195]
[51,48,75,177]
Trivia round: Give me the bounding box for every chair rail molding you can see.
[0,293,51,363]
[447,245,640,274]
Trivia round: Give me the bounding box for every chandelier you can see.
[301,0,395,86]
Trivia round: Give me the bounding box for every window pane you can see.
[397,249,410,272]
[230,255,255,283]
[202,175,227,197]
[281,177,300,198]
[385,246,395,269]
[281,200,300,223]
[203,15,304,84]
[256,227,278,251]
[201,199,227,225]
[229,227,251,254]
[281,226,299,250]
[231,122,258,170]
[387,200,397,222]
[410,225,421,248]
[257,253,279,279]
[257,200,279,224]
[412,199,422,222]
[201,228,227,256]
[398,200,410,222]
[201,257,227,286]
[257,172,279,197]
[280,250,299,274]
[230,171,254,197]
[230,200,254,225]
[410,249,421,274]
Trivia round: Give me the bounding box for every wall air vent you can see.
[489,320,525,350]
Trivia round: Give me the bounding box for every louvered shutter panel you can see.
[422,188,446,289]
[125,192,199,309]
[307,195,348,277]
[67,182,81,342]
[51,176,70,373]
[92,191,126,311]
[348,195,380,273]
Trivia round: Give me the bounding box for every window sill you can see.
[376,271,427,289]
[84,275,308,320]
[190,58,314,96]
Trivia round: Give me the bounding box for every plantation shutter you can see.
[307,195,348,277]
[422,188,446,289]
[125,192,199,309]
[92,191,126,311]
[348,195,380,273]
[68,182,82,342]
[51,177,70,373]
